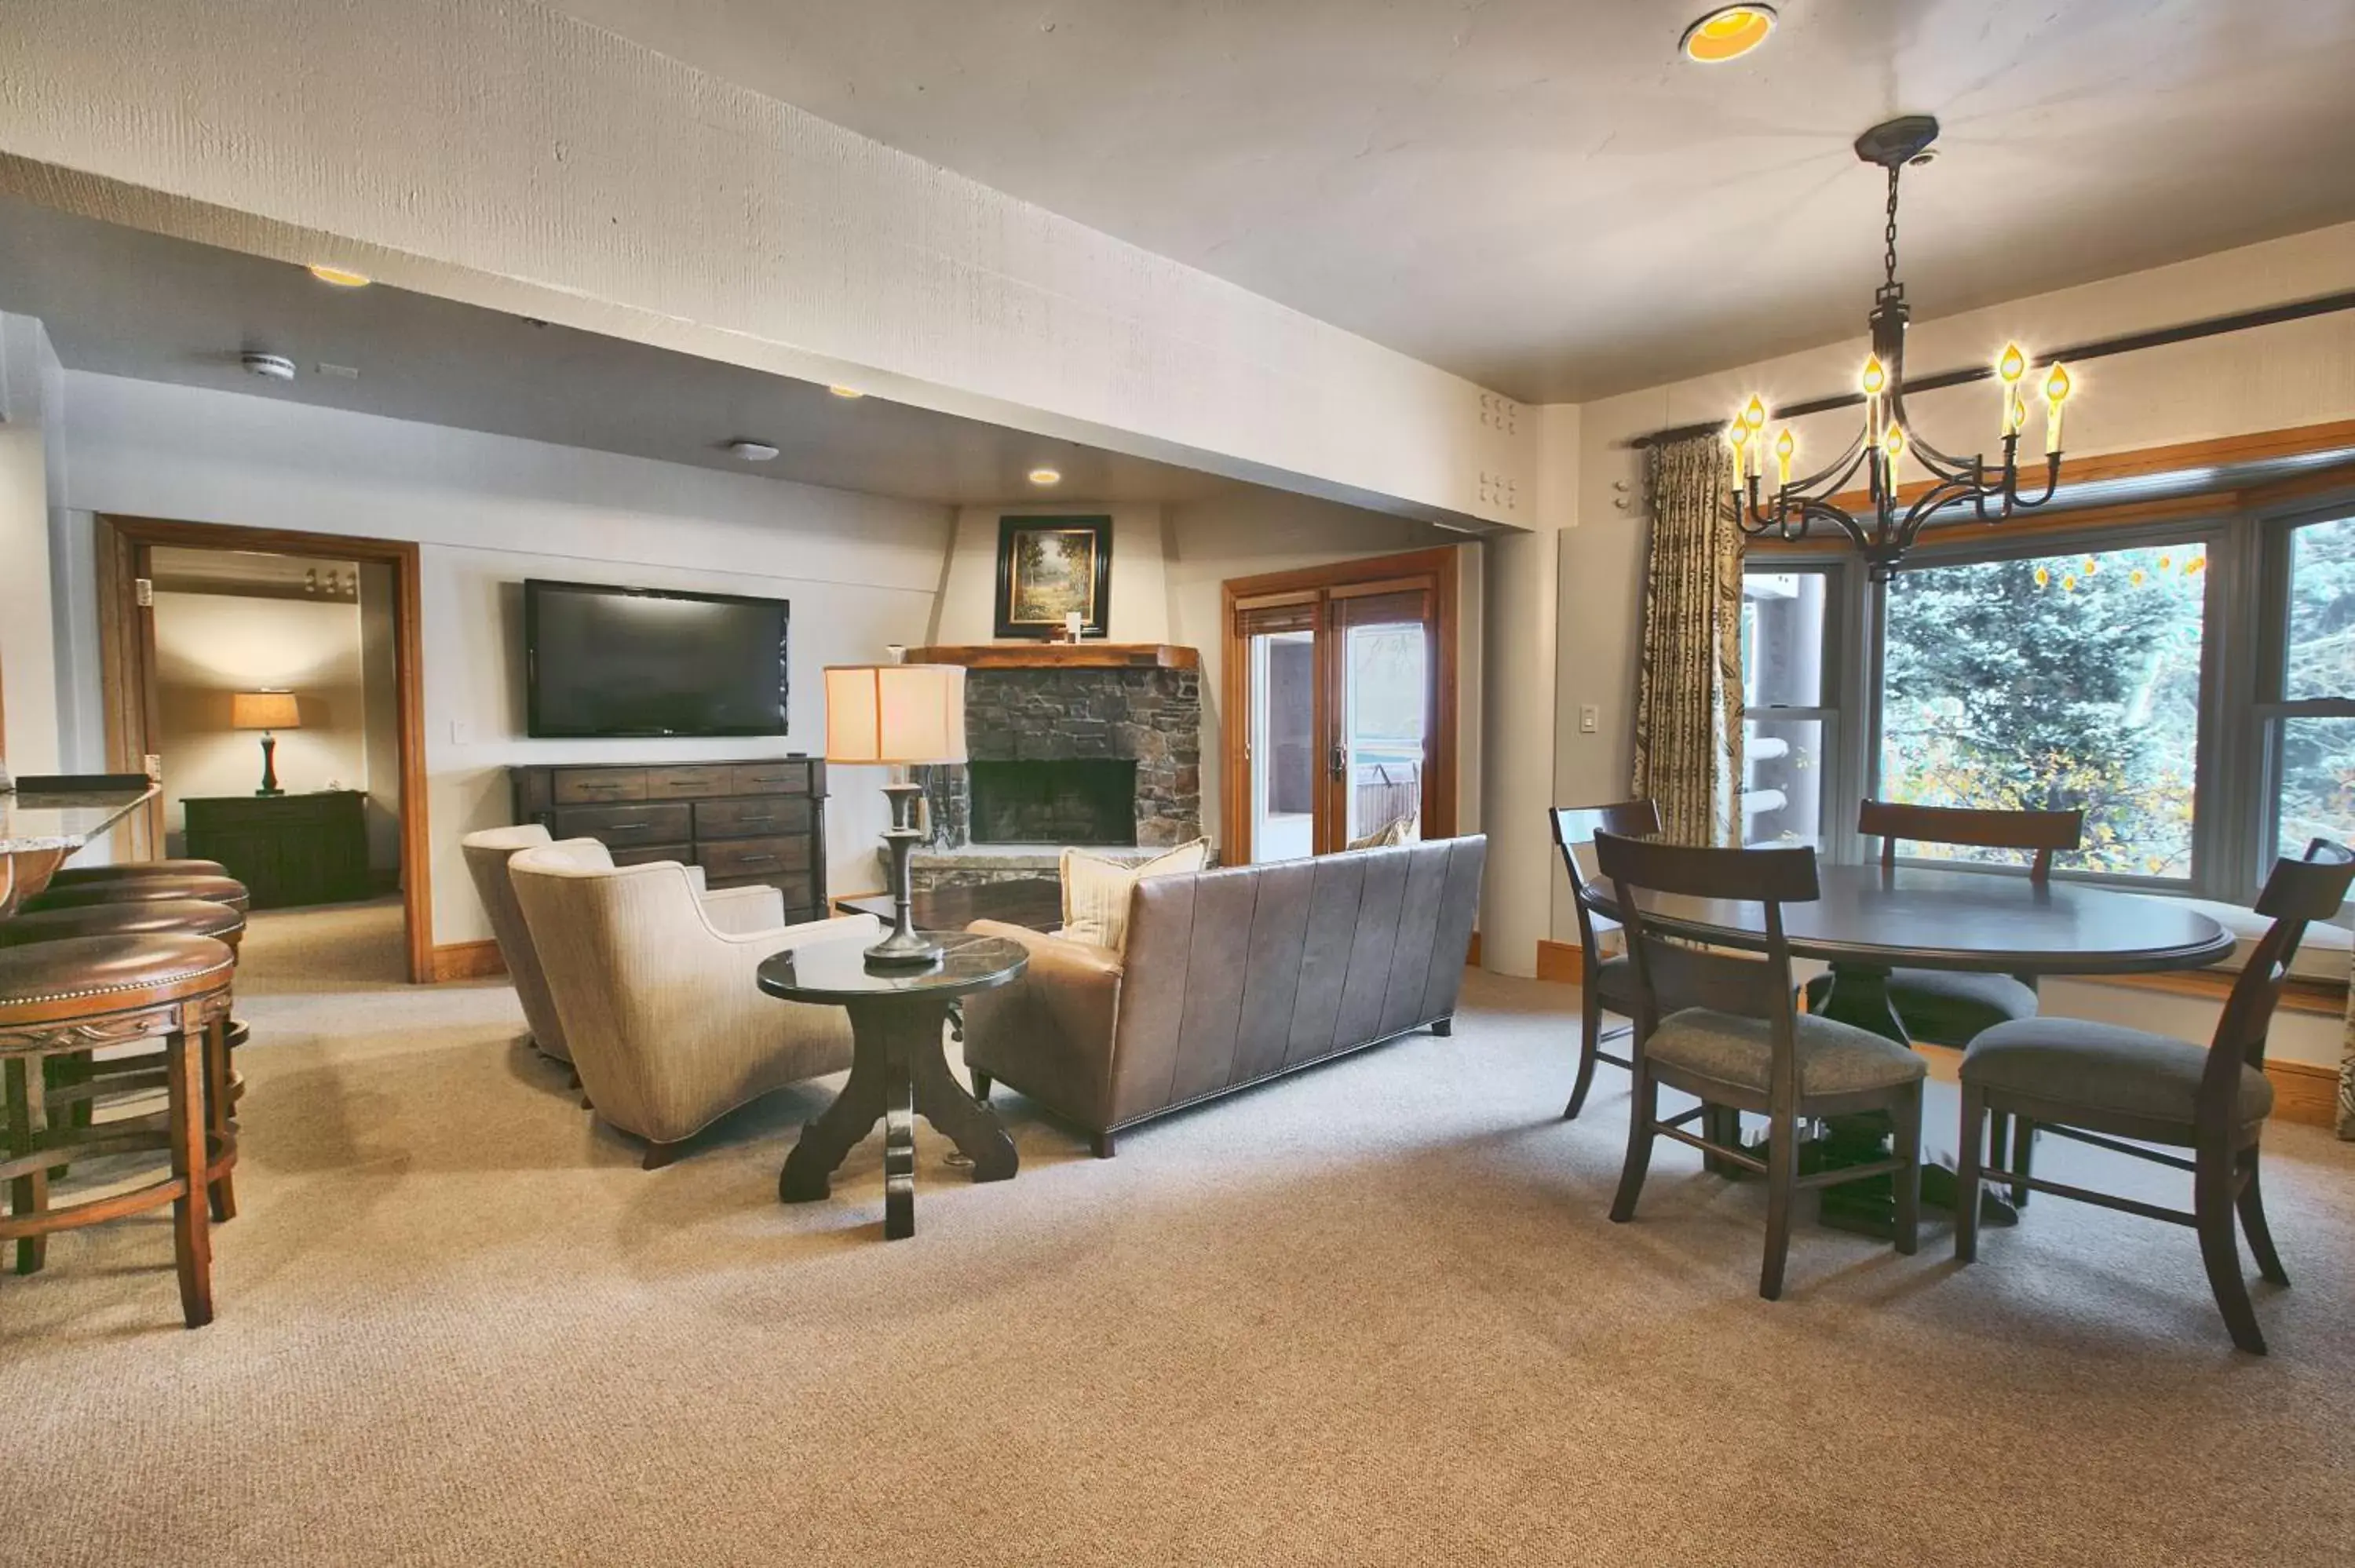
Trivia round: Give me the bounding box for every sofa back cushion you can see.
[1105,836,1485,1126]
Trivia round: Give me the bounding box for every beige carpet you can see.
[4,903,2353,1566]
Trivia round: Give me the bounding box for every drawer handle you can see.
[738,854,778,865]
[606,821,652,831]
[738,815,776,826]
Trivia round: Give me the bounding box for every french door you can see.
[1222,548,1459,862]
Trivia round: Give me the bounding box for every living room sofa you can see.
[961,834,1486,1154]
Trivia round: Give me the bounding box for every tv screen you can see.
[525,580,788,738]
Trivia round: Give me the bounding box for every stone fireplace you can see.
[907,645,1202,891]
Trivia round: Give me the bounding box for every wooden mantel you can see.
[907,644,1200,671]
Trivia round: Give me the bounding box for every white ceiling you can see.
[0,196,1238,506]
[550,0,2355,403]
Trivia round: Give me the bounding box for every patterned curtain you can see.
[2340,985,2354,1139]
[1633,434,1745,847]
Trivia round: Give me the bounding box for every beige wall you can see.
[0,313,62,776]
[152,591,370,844]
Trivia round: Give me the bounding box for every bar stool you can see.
[26,873,250,915]
[0,933,237,1327]
[44,859,231,887]
[0,899,247,1221]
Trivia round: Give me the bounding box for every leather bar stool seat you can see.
[0,897,246,949]
[27,873,250,915]
[0,933,238,1327]
[45,858,231,886]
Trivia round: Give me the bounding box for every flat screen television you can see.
[524,579,789,738]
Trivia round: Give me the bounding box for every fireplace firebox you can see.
[968,759,1137,847]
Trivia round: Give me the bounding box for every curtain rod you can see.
[1626,288,2355,450]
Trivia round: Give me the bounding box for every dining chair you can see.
[1954,838,2355,1355]
[1595,830,1926,1300]
[1547,800,1658,1119]
[1806,800,2086,1045]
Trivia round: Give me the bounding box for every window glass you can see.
[1880,542,2206,877]
[1742,571,1825,708]
[2276,716,2355,863]
[2285,515,2355,700]
[1744,715,1825,847]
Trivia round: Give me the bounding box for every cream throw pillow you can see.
[1059,839,1210,950]
[1345,815,1419,851]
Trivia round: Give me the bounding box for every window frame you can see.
[2253,501,2355,893]
[1738,561,1857,856]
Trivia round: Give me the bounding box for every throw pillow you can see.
[1060,839,1210,950]
[1345,815,1419,851]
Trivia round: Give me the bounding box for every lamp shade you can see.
[823,665,966,764]
[231,691,301,731]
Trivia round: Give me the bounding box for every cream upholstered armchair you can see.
[460,827,787,1065]
[506,841,875,1167]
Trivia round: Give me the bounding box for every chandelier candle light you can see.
[1725,117,2075,581]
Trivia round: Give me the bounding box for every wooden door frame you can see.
[1220,545,1461,862]
[96,515,433,984]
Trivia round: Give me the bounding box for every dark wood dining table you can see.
[1579,860,2236,1230]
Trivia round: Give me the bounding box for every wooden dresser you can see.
[509,758,827,924]
[184,789,373,909]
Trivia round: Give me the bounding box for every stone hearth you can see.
[908,650,1202,892]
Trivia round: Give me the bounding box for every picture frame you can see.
[994,514,1113,640]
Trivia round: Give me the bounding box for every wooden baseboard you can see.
[1535,938,1583,984]
[430,939,506,983]
[2083,967,2349,1017]
[2268,1059,2341,1128]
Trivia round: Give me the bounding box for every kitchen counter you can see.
[0,777,158,916]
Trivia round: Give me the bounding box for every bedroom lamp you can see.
[232,690,302,797]
[824,659,966,968]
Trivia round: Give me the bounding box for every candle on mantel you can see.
[1064,610,1084,643]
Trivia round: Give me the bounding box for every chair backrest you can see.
[2203,838,2355,1124]
[459,825,567,1059]
[1550,800,1662,962]
[1858,799,2084,881]
[1592,831,1820,1104]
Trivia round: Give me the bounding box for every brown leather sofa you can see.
[962,834,1486,1155]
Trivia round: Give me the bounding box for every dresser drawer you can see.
[696,835,812,880]
[553,768,648,805]
[607,842,696,869]
[696,796,813,840]
[729,761,812,796]
[551,801,692,848]
[646,764,733,799]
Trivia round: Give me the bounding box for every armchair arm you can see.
[699,882,786,935]
[959,920,1125,1127]
[685,864,708,894]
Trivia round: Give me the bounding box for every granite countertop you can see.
[0,785,157,854]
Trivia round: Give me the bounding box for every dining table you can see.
[1579,859,2236,1232]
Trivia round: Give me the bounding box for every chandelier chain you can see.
[1882,164,1901,290]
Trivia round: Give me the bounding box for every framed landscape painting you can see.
[994,515,1113,640]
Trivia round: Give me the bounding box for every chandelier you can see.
[1723,116,2075,582]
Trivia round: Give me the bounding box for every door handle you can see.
[1329,742,1348,780]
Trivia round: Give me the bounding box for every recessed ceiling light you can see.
[308,264,372,288]
[828,385,864,399]
[1027,467,1063,487]
[725,439,780,461]
[1680,5,1776,64]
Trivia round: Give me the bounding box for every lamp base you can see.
[255,732,283,797]
[864,927,944,971]
[864,786,938,970]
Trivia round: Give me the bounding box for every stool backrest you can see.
[1857,800,2083,882]
[2203,838,2355,1128]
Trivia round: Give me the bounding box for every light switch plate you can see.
[1579,704,1599,734]
[449,719,473,746]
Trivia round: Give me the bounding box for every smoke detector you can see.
[725,439,780,461]
[240,352,298,381]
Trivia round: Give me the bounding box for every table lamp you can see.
[231,690,302,797]
[824,659,966,968]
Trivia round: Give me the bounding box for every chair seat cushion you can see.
[1648,1008,1926,1097]
[1804,966,2037,1045]
[1590,952,1638,1010]
[1962,1017,2273,1129]
[0,934,238,1027]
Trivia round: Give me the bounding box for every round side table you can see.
[758,931,1028,1240]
